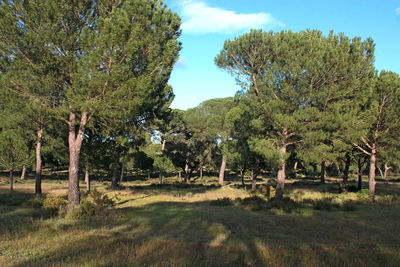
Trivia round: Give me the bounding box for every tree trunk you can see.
[342,153,351,191]
[336,163,341,178]
[320,160,326,184]
[20,164,27,180]
[240,169,245,187]
[184,161,189,184]
[35,128,43,197]
[68,111,87,210]
[159,170,163,184]
[275,146,287,200]
[369,143,377,202]
[199,166,203,179]
[112,153,120,188]
[377,166,384,179]
[85,165,90,192]
[357,156,362,191]
[251,170,257,192]
[9,170,14,193]
[383,163,391,180]
[120,162,125,183]
[147,170,151,180]
[178,170,181,180]
[219,156,226,186]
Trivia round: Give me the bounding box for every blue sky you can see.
[164,0,400,110]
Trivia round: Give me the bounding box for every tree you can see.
[0,130,27,193]
[1,0,181,209]
[216,29,375,199]
[351,71,400,202]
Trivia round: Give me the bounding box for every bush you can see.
[43,195,68,215]
[211,197,233,206]
[312,198,338,211]
[88,189,114,209]
[236,196,267,211]
[24,197,43,209]
[266,198,299,213]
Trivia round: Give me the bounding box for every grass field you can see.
[1,173,400,266]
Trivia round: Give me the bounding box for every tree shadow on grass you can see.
[11,198,400,266]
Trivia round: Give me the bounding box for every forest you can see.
[0,0,400,266]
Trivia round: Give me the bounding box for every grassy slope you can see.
[0,175,399,267]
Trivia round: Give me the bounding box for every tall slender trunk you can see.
[184,161,189,184]
[147,170,151,180]
[336,163,341,178]
[85,164,90,192]
[377,166,384,179]
[383,163,390,180]
[320,160,326,184]
[35,128,43,197]
[357,156,363,191]
[293,161,298,179]
[199,166,203,179]
[68,111,88,210]
[159,170,163,184]
[240,169,245,187]
[120,162,125,183]
[20,164,27,180]
[178,170,181,180]
[343,153,351,191]
[112,152,120,187]
[275,146,287,200]
[251,170,257,192]
[9,170,14,193]
[369,143,377,202]
[219,156,226,186]
[251,159,260,192]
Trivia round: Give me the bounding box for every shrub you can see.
[266,198,299,213]
[211,197,233,206]
[237,196,267,211]
[312,198,338,211]
[43,195,67,215]
[24,197,43,209]
[80,199,96,217]
[88,189,114,209]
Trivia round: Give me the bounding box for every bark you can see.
[159,170,163,184]
[377,166,384,179]
[178,170,181,180]
[112,153,120,188]
[218,156,226,186]
[199,166,203,179]
[35,128,43,197]
[85,165,90,192]
[68,111,87,210]
[342,153,351,191]
[20,164,27,180]
[357,157,363,191]
[383,163,391,180]
[369,143,377,202]
[9,170,14,193]
[120,162,125,183]
[251,170,257,192]
[275,146,287,200]
[320,160,326,184]
[147,170,151,180]
[240,169,245,187]
[251,159,260,192]
[184,161,189,184]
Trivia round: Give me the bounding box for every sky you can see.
[163,0,400,110]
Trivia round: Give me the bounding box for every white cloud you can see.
[179,0,283,34]
[396,8,400,15]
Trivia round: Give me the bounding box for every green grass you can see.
[0,175,400,266]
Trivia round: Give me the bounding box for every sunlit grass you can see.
[0,174,400,266]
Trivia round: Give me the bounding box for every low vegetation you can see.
[1,174,399,266]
